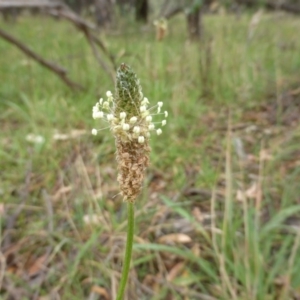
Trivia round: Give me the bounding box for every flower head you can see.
[92,63,168,202]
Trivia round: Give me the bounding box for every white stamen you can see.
[106,91,112,97]
[91,87,168,141]
[93,111,104,119]
[120,112,126,119]
[138,136,145,143]
[140,105,146,112]
[130,117,138,124]
[141,97,149,105]
[122,123,130,131]
[107,114,114,121]
[142,111,149,117]
[133,126,140,134]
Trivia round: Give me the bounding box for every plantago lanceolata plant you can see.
[92,63,168,299]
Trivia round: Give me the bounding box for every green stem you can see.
[116,202,135,300]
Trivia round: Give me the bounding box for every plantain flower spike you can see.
[92,64,168,202]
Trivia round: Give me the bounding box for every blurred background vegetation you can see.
[1,0,300,299]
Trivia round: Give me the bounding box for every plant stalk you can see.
[116,202,135,300]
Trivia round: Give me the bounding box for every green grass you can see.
[1,10,300,300]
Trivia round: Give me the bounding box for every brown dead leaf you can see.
[245,182,260,199]
[83,214,103,225]
[260,149,274,161]
[236,190,245,202]
[290,87,300,96]
[0,203,5,216]
[53,129,86,141]
[143,274,162,294]
[274,276,289,286]
[192,207,204,223]
[27,254,48,277]
[149,171,167,191]
[4,238,29,259]
[191,243,201,257]
[26,134,45,144]
[143,274,155,288]
[91,286,110,300]
[158,233,192,245]
[166,262,185,282]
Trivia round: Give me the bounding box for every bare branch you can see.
[237,0,300,14]
[0,1,116,85]
[0,27,84,90]
[48,6,116,81]
[84,28,115,82]
[0,0,63,9]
